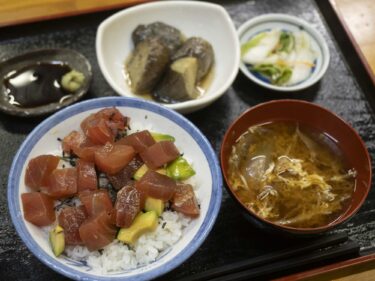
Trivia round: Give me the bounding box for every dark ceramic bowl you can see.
[0,49,92,117]
[221,99,372,235]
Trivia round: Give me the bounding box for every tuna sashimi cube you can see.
[112,183,141,228]
[117,130,155,153]
[21,192,55,226]
[79,211,117,251]
[79,190,113,217]
[77,160,97,192]
[58,206,87,245]
[95,142,136,175]
[107,155,144,190]
[25,155,60,191]
[136,170,176,201]
[140,141,180,169]
[41,168,78,199]
[172,183,200,218]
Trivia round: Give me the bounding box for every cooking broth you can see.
[227,121,356,228]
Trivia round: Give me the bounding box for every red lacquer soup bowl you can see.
[221,99,372,235]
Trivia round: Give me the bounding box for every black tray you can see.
[0,0,374,280]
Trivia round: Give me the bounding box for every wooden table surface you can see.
[331,0,375,78]
[0,0,150,27]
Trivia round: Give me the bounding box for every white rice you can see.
[65,211,191,274]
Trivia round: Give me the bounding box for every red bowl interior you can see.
[221,99,372,234]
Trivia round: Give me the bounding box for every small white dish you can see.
[96,1,240,114]
[238,14,330,91]
[8,97,222,280]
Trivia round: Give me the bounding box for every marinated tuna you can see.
[42,168,78,199]
[140,141,180,169]
[95,142,136,175]
[172,183,200,218]
[79,211,117,251]
[58,206,87,245]
[108,155,144,190]
[21,192,55,226]
[116,130,155,153]
[79,190,113,217]
[25,155,60,191]
[77,159,97,192]
[112,183,141,228]
[136,170,176,201]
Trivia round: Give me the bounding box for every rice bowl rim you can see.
[8,96,222,280]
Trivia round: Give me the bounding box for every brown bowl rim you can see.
[220,99,372,233]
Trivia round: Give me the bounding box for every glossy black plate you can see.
[0,49,92,117]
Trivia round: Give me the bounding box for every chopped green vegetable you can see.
[241,32,267,56]
[144,197,164,216]
[61,70,85,92]
[151,132,175,142]
[252,64,292,85]
[166,156,195,180]
[117,211,158,244]
[49,225,65,257]
[276,31,295,53]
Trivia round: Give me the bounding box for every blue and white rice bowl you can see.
[238,14,330,91]
[8,97,222,280]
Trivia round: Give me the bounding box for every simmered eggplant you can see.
[132,22,184,53]
[153,57,198,103]
[126,38,170,94]
[172,37,214,80]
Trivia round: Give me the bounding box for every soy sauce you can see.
[4,62,72,107]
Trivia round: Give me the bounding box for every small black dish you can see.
[0,49,92,117]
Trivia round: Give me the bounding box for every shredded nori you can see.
[54,197,76,211]
[115,129,127,141]
[162,222,167,229]
[57,137,62,142]
[60,155,78,167]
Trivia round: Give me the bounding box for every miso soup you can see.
[227,121,356,228]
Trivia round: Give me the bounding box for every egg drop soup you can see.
[227,121,356,228]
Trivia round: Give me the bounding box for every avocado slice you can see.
[144,197,164,216]
[117,211,158,244]
[151,132,175,142]
[49,225,65,257]
[166,156,196,181]
[134,164,167,180]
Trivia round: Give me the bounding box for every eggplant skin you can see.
[153,57,198,103]
[172,37,214,81]
[126,38,170,94]
[132,22,184,53]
